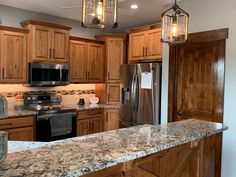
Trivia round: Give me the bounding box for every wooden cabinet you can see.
[0,27,28,83]
[104,109,120,131]
[128,25,162,63]
[77,109,104,136]
[70,37,105,83]
[21,20,71,63]
[0,116,35,141]
[95,35,126,105]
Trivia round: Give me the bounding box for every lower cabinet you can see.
[0,116,35,141]
[77,109,104,136]
[104,109,120,131]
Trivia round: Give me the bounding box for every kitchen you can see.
[0,0,235,177]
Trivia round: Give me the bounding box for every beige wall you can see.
[161,0,236,176]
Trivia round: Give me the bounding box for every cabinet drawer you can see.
[77,109,104,120]
[0,116,34,130]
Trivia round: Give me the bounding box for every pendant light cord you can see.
[175,0,177,5]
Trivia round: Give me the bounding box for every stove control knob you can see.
[27,96,31,100]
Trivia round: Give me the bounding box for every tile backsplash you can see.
[0,84,96,109]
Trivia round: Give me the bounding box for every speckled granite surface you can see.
[0,119,227,177]
[2,110,37,119]
[63,104,120,111]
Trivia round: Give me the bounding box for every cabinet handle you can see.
[107,93,110,102]
[143,47,145,57]
[146,47,148,56]
[2,68,4,79]
[88,71,90,79]
[53,49,55,58]
[49,49,52,58]
[107,72,110,80]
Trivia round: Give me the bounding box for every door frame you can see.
[168,28,228,123]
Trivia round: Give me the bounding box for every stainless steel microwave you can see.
[28,63,69,86]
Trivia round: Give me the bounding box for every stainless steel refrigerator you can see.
[120,63,161,128]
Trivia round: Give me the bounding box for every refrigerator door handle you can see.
[131,73,136,122]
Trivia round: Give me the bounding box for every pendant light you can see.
[81,0,118,30]
[161,0,189,44]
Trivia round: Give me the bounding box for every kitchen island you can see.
[0,119,228,177]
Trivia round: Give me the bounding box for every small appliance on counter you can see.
[78,98,85,106]
[0,95,8,118]
[0,131,8,163]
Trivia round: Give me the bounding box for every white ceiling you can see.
[0,0,180,29]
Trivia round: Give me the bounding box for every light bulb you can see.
[96,1,103,16]
[171,23,178,36]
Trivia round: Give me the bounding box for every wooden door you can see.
[168,29,228,177]
[77,120,90,136]
[90,117,103,134]
[87,43,104,83]
[51,29,69,63]
[104,109,120,131]
[107,38,124,82]
[107,84,120,104]
[7,127,34,141]
[146,28,162,60]
[129,32,146,62]
[0,31,27,83]
[70,41,88,82]
[32,25,51,62]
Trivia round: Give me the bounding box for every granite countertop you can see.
[63,103,120,111]
[3,109,37,119]
[1,104,119,119]
[0,119,228,177]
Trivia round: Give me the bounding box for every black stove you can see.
[24,92,77,142]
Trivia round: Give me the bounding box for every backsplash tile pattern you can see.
[0,90,95,98]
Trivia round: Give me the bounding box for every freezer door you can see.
[120,64,136,124]
[135,63,161,125]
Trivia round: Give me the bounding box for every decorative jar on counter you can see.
[0,95,8,118]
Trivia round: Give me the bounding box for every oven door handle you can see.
[37,112,76,121]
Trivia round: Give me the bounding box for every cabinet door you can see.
[0,31,27,83]
[77,120,90,136]
[107,84,120,104]
[87,43,104,82]
[104,109,120,131]
[107,38,124,82]
[147,28,162,60]
[90,117,103,134]
[32,25,51,62]
[70,41,88,82]
[51,29,69,63]
[129,32,146,62]
[7,127,34,141]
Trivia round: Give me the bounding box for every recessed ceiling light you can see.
[130,4,138,9]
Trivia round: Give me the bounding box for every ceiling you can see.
[0,0,180,29]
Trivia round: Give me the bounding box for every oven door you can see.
[29,63,69,86]
[36,112,76,142]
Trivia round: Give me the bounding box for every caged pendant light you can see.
[81,0,118,30]
[161,0,189,44]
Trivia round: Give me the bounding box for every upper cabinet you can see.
[21,20,71,64]
[96,35,126,83]
[70,37,105,83]
[0,26,28,83]
[128,24,162,63]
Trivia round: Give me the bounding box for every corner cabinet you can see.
[21,20,71,64]
[0,26,28,84]
[128,24,162,63]
[70,37,105,83]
